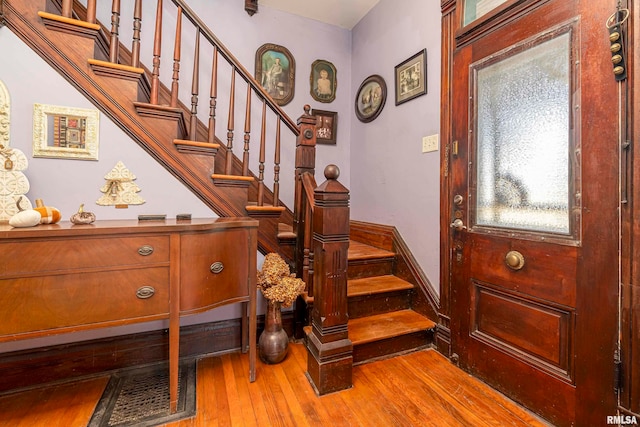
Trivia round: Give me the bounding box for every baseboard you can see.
[0,312,294,394]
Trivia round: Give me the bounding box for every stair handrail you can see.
[170,0,299,136]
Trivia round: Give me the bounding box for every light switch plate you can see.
[422,134,439,153]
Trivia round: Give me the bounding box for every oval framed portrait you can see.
[354,75,386,123]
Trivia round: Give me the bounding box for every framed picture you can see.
[354,75,387,123]
[310,60,337,103]
[255,43,295,106]
[32,103,99,160]
[394,49,427,105]
[312,109,337,145]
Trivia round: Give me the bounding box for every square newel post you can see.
[306,164,353,395]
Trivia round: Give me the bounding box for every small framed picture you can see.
[32,103,100,160]
[310,60,337,103]
[255,43,295,106]
[354,75,387,123]
[312,109,337,145]
[394,49,427,105]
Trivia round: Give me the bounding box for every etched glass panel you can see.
[474,32,571,234]
[464,0,509,26]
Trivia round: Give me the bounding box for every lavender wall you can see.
[351,0,441,292]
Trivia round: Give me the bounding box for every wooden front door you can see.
[444,1,620,425]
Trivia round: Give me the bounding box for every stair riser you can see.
[348,291,412,319]
[347,259,395,279]
[353,330,434,365]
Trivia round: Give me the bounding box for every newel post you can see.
[306,164,353,395]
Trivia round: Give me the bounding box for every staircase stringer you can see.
[3,0,294,257]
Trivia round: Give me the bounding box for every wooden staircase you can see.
[2,0,439,387]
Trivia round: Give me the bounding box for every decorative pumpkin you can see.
[8,196,41,228]
[34,198,61,224]
[70,204,96,225]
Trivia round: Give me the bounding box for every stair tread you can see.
[348,275,414,297]
[348,240,395,261]
[348,310,436,345]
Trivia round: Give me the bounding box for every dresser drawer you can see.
[179,228,250,313]
[0,235,170,277]
[0,267,169,338]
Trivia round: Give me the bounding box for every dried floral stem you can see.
[257,253,306,307]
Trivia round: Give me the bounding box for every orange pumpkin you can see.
[34,198,62,224]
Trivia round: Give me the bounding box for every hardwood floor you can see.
[0,343,551,426]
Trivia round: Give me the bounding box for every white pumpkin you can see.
[8,196,41,228]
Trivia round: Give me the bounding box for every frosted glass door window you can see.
[474,32,571,234]
[464,0,509,26]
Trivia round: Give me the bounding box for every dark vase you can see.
[259,300,289,364]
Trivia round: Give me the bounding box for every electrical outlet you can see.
[422,134,439,153]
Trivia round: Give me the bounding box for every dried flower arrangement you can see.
[257,253,306,307]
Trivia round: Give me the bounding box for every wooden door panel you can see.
[469,234,577,306]
[471,283,573,376]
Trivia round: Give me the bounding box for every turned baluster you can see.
[131,0,142,67]
[273,120,281,206]
[150,0,163,105]
[256,101,266,206]
[86,0,97,24]
[189,30,200,139]
[225,71,236,175]
[242,85,251,176]
[170,7,182,108]
[109,0,121,63]
[207,46,218,145]
[61,0,72,19]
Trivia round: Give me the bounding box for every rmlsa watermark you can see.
[607,415,638,425]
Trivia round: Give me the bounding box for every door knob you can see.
[505,250,525,270]
[450,219,466,230]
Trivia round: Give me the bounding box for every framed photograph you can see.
[255,43,295,106]
[32,103,99,160]
[312,109,337,145]
[310,60,337,103]
[395,49,427,105]
[354,75,387,123]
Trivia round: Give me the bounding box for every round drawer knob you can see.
[138,245,154,256]
[210,262,224,274]
[136,286,156,299]
[505,250,525,271]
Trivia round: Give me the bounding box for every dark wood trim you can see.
[0,312,294,395]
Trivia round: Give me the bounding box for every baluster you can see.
[273,120,281,206]
[109,0,121,63]
[150,0,163,105]
[131,0,142,67]
[61,0,72,18]
[170,7,182,108]
[225,70,236,175]
[207,46,218,145]
[242,85,251,176]
[189,30,200,138]
[256,101,266,206]
[86,0,97,24]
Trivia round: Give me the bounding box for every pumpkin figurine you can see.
[34,198,62,224]
[70,204,96,225]
[8,196,41,228]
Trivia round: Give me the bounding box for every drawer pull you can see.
[136,286,156,299]
[138,245,154,256]
[210,262,224,274]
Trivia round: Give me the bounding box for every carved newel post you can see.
[306,164,353,395]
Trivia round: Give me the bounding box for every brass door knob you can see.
[505,250,525,270]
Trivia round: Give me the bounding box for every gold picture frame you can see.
[33,103,99,160]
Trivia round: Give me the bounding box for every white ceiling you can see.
[258,0,381,29]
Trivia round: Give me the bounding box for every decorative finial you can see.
[324,164,340,180]
[304,104,311,115]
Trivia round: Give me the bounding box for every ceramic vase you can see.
[259,300,289,364]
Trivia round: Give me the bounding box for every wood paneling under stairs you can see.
[0,343,551,427]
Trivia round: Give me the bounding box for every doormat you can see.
[88,361,196,427]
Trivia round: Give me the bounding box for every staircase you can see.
[2,0,438,379]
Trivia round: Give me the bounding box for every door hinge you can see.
[614,348,623,393]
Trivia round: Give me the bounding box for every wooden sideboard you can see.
[0,217,258,413]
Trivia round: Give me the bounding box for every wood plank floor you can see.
[0,343,551,427]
